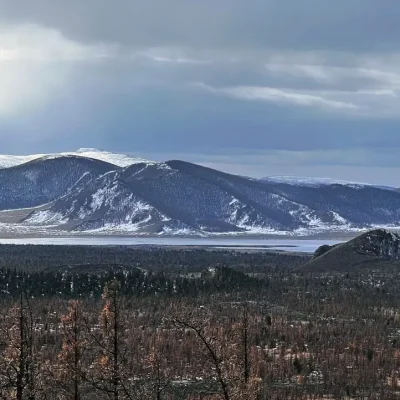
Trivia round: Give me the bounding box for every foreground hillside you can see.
[0,151,400,235]
[300,228,400,272]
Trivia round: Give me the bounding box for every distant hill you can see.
[300,229,400,272]
[260,176,396,191]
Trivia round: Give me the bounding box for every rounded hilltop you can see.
[300,228,400,273]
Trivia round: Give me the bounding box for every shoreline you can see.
[0,235,346,255]
[0,230,359,241]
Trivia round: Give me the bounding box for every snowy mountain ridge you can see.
[0,148,151,169]
[261,176,395,190]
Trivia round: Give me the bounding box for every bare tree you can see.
[0,292,37,400]
[240,304,250,386]
[173,315,231,400]
[56,300,87,400]
[87,280,136,400]
[144,333,171,400]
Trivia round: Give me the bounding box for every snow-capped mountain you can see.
[260,176,396,190]
[0,148,151,169]
[261,176,367,187]
[0,156,397,236]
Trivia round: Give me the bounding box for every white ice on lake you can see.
[0,237,343,253]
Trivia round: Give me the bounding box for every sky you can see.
[0,0,400,185]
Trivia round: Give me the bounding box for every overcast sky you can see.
[0,1,400,184]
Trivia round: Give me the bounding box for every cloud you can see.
[196,83,359,111]
[0,24,110,117]
[260,55,400,117]
[140,51,212,65]
[151,56,209,64]
[265,63,400,88]
[1,1,400,186]
[1,0,400,54]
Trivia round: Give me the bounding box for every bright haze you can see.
[0,1,399,185]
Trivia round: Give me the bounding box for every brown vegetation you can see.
[0,244,398,398]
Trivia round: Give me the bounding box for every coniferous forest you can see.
[0,244,400,399]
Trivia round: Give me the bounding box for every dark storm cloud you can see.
[0,0,400,184]
[0,0,399,53]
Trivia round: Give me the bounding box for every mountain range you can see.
[0,149,399,236]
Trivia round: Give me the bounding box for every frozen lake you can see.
[0,237,343,253]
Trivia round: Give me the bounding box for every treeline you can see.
[0,265,261,299]
[0,244,309,272]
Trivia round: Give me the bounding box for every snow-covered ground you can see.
[0,148,151,168]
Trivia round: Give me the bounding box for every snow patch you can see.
[24,210,66,226]
[23,170,40,183]
[161,226,205,236]
[332,212,348,224]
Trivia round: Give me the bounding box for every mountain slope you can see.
[28,168,172,232]
[299,229,400,272]
[0,156,117,211]
[25,161,324,233]
[20,159,400,234]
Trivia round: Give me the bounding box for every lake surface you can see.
[0,237,343,253]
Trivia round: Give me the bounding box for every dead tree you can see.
[173,316,231,400]
[0,292,37,400]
